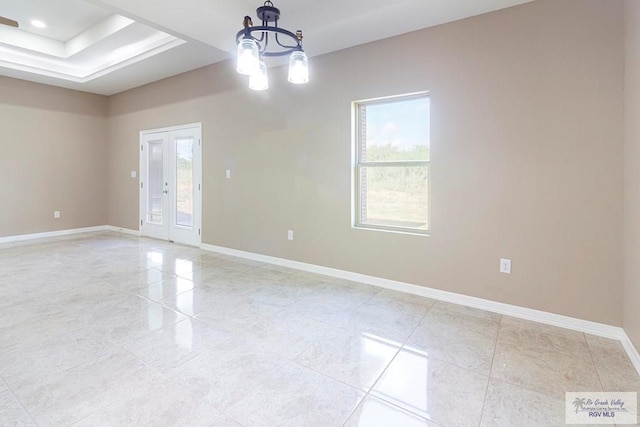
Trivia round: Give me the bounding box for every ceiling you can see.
[0,0,535,95]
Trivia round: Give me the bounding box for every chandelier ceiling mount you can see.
[235,1,309,91]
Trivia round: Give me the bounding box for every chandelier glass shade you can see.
[288,50,309,84]
[236,38,260,76]
[249,60,269,91]
[236,1,309,90]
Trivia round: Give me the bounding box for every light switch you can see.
[131,171,137,178]
[226,169,231,179]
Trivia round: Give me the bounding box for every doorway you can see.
[139,123,202,246]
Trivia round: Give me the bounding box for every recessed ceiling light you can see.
[31,20,46,28]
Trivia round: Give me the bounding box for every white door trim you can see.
[140,122,203,135]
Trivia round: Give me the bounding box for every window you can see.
[354,93,430,233]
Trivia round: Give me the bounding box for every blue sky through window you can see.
[365,96,430,153]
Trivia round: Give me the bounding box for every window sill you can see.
[353,225,430,237]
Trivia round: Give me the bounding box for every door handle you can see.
[163,190,169,194]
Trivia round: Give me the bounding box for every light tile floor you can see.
[0,232,638,426]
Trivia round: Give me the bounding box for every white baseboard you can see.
[0,225,141,245]
[0,225,108,245]
[105,225,141,236]
[621,332,640,375]
[201,242,639,374]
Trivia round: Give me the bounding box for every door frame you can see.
[139,122,202,246]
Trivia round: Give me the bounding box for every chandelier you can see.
[235,1,309,91]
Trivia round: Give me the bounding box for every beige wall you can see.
[107,0,625,326]
[0,78,108,237]
[624,0,640,349]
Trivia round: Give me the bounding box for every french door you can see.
[139,124,202,246]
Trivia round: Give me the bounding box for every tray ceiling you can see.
[0,0,535,95]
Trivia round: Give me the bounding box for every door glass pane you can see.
[175,138,194,228]
[147,141,164,224]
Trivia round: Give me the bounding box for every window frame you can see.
[352,92,431,235]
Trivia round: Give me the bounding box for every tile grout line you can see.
[0,374,40,426]
[220,314,395,421]
[476,313,504,427]
[273,360,370,427]
[219,354,294,418]
[200,237,639,375]
[365,344,407,407]
[401,299,435,348]
[344,386,440,426]
[5,231,635,425]
[348,298,435,424]
[479,320,601,405]
[66,341,194,426]
[340,393,367,427]
[399,302,497,378]
[222,412,249,427]
[584,333,607,392]
[285,358,368,395]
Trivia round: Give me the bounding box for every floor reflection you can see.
[147,302,164,332]
[373,350,430,418]
[175,318,194,351]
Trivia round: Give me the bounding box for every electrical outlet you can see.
[500,258,512,274]
[54,211,61,219]
[287,230,294,241]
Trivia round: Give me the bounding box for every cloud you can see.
[380,121,399,135]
